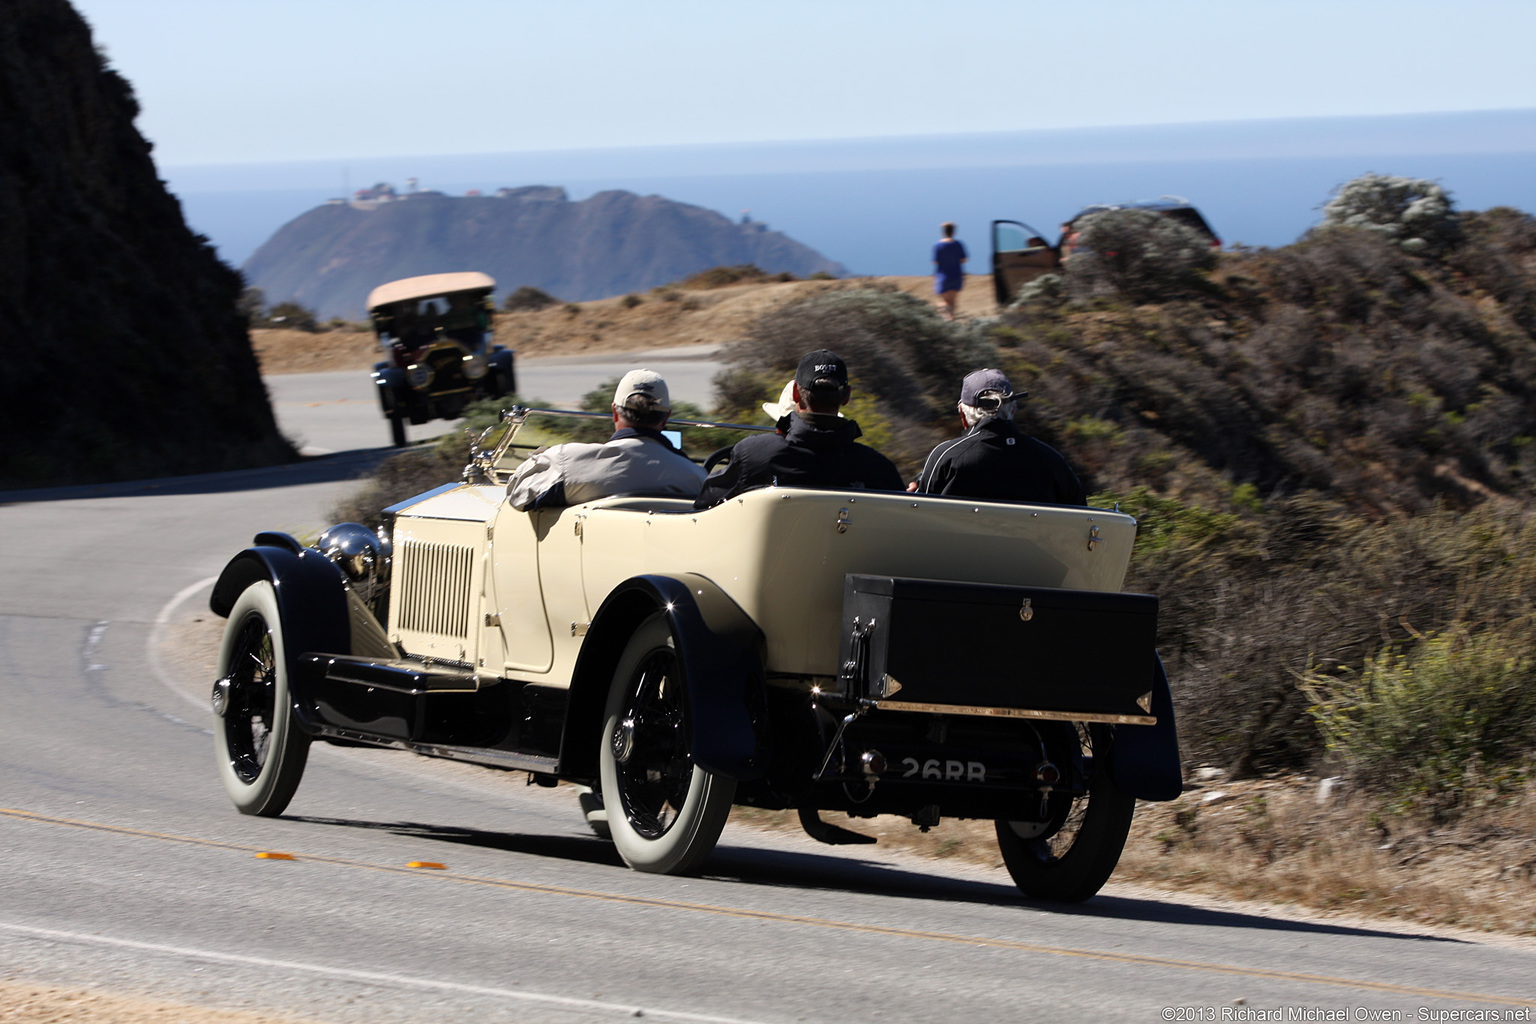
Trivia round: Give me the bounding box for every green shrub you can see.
[1448,207,1536,334]
[620,293,643,309]
[1008,273,1064,309]
[503,286,559,312]
[1066,208,1217,303]
[1303,623,1536,818]
[1321,173,1461,255]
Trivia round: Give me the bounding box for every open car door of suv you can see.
[991,220,1061,306]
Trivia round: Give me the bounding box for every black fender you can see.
[1110,652,1183,801]
[486,347,516,397]
[209,535,352,728]
[561,573,767,783]
[371,364,406,415]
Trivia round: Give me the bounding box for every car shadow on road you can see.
[285,814,629,869]
[282,813,1463,946]
[702,844,1465,945]
[0,449,395,505]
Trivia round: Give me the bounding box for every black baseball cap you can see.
[795,349,850,394]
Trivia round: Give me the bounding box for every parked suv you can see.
[991,197,1220,305]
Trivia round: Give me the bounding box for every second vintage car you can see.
[368,272,516,447]
[209,410,1182,901]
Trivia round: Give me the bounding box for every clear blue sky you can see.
[70,0,1536,168]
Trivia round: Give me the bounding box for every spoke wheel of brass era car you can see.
[599,614,736,874]
[212,581,311,817]
[994,722,1135,902]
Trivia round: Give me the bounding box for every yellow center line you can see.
[4,806,1532,1008]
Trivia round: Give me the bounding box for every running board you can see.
[313,725,560,774]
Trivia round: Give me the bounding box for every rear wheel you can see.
[599,614,734,874]
[213,581,310,816]
[995,723,1134,902]
[388,413,407,447]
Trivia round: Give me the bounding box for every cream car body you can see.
[390,484,1135,684]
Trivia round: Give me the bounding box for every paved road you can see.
[1,386,1534,1022]
[270,345,724,454]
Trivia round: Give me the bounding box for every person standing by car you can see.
[507,369,706,509]
[910,368,1085,505]
[932,221,968,320]
[694,350,904,508]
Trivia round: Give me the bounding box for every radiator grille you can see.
[397,540,474,638]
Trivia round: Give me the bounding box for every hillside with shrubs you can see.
[714,175,1536,825]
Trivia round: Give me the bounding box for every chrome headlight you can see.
[462,354,489,380]
[317,522,388,583]
[406,363,435,390]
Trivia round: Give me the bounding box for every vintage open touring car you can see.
[368,272,516,448]
[209,410,1182,902]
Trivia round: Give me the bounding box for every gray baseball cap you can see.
[959,368,1026,407]
[613,368,670,410]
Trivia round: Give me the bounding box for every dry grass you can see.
[249,327,377,375]
[1119,772,1536,935]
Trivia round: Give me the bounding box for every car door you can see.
[991,219,1060,305]
[485,500,557,673]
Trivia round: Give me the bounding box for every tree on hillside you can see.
[502,286,558,312]
[1321,172,1461,255]
[237,286,266,324]
[265,301,320,332]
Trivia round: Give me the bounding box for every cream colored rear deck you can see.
[389,484,1138,685]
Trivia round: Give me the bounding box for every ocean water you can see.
[167,111,1536,282]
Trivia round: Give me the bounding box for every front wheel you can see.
[213,580,310,816]
[598,613,734,874]
[995,723,1135,902]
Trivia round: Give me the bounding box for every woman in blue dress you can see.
[932,221,967,320]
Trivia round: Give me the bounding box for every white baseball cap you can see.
[614,368,670,410]
[762,380,796,421]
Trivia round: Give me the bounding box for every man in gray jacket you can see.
[507,369,706,510]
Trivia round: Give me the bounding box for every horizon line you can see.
[161,107,1536,174]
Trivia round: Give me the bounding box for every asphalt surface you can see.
[2,372,1534,1022]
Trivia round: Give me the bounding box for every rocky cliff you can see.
[242,186,847,319]
[0,0,292,488]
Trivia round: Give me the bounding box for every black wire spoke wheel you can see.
[213,581,311,817]
[224,616,278,783]
[599,613,735,874]
[612,649,692,839]
[995,722,1136,902]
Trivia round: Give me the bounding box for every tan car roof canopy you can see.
[367,272,496,312]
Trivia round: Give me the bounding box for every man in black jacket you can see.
[913,368,1085,505]
[694,349,904,508]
